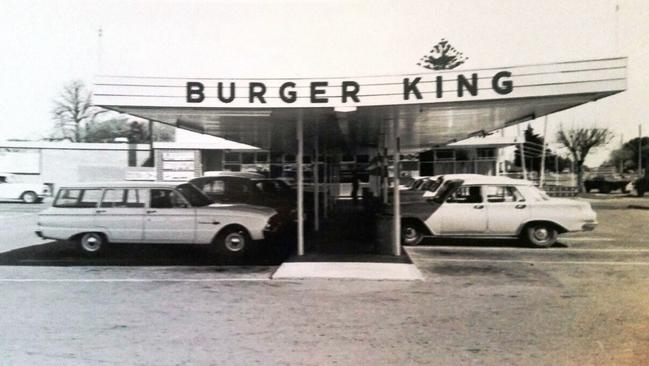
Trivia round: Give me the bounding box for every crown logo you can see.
[417,39,468,70]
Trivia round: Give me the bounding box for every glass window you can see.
[446,185,483,204]
[435,150,454,160]
[256,152,269,163]
[54,189,82,207]
[224,152,240,163]
[101,189,146,208]
[201,180,225,195]
[175,183,212,207]
[241,153,255,164]
[150,189,188,209]
[223,164,241,172]
[54,189,101,208]
[477,148,496,159]
[484,185,525,203]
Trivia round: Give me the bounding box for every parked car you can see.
[583,175,631,193]
[190,174,300,222]
[36,182,281,256]
[399,175,597,248]
[0,173,50,203]
[633,175,649,197]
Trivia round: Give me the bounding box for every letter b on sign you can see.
[187,82,205,103]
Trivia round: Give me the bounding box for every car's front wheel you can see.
[638,187,645,197]
[215,227,250,256]
[21,191,38,204]
[523,223,558,248]
[401,221,424,246]
[78,232,106,255]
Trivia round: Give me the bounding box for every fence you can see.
[540,184,579,197]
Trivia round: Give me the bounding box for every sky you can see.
[1,0,648,166]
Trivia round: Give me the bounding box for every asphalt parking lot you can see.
[0,196,648,365]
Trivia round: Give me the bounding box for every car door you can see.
[484,185,529,235]
[143,188,196,243]
[434,185,488,234]
[94,188,146,243]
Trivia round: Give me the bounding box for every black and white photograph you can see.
[1,0,648,364]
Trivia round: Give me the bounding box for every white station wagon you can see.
[36,182,281,256]
[400,175,597,247]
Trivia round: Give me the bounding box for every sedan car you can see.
[190,174,300,222]
[0,173,50,203]
[36,181,281,256]
[399,175,597,248]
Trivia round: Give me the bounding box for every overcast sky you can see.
[1,0,648,165]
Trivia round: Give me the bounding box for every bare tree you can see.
[51,80,106,142]
[556,126,614,192]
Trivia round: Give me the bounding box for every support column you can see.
[297,110,305,256]
[323,152,328,219]
[392,116,401,256]
[382,132,389,205]
[313,124,320,232]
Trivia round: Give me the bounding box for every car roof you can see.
[56,181,186,189]
[201,171,265,178]
[441,174,534,186]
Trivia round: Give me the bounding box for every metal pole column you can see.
[392,116,401,256]
[313,126,320,232]
[382,132,389,205]
[323,151,328,219]
[297,111,305,256]
[517,124,527,180]
[540,116,548,187]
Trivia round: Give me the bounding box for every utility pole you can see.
[540,116,548,187]
[639,124,643,176]
[517,124,527,180]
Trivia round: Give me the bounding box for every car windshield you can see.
[420,177,443,192]
[175,183,213,207]
[520,185,551,201]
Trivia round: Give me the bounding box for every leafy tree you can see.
[51,80,106,142]
[514,125,546,172]
[556,126,614,192]
[607,137,649,173]
[84,118,175,143]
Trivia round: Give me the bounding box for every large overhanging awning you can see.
[94,57,626,153]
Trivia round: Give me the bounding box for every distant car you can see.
[36,181,281,256]
[583,175,631,194]
[0,173,50,203]
[399,175,597,248]
[189,174,299,222]
[633,176,649,197]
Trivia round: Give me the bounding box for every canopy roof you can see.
[94,57,626,153]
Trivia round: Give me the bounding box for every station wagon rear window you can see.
[54,188,102,208]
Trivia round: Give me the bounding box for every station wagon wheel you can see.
[78,233,106,255]
[524,223,558,248]
[21,191,38,204]
[401,221,424,246]
[216,227,250,256]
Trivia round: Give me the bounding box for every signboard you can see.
[162,171,195,181]
[94,58,626,109]
[125,167,156,181]
[159,149,196,181]
[162,161,195,171]
[162,151,195,161]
